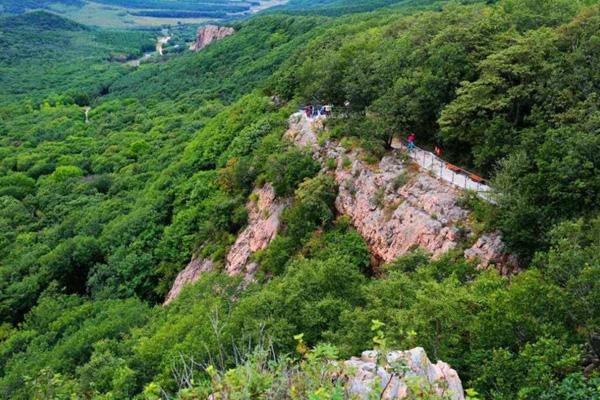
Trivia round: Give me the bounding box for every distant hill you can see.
[0,0,83,14]
[0,11,155,98]
[0,0,286,27]
[0,8,85,30]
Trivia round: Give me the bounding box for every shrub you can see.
[392,172,409,191]
[49,165,84,183]
[0,173,36,199]
[371,187,385,209]
[326,157,337,170]
[265,149,320,197]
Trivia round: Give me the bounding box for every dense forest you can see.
[1,0,600,399]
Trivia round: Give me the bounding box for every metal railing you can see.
[294,109,495,202]
[392,138,494,201]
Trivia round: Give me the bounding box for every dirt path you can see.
[83,106,91,124]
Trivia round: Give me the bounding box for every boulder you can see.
[344,348,464,400]
[464,232,520,274]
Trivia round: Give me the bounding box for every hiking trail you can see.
[299,111,494,202]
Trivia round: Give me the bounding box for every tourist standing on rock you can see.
[305,105,312,118]
[408,133,416,151]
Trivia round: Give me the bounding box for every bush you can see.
[49,165,84,183]
[261,175,338,274]
[392,172,409,191]
[0,173,36,200]
[265,148,320,197]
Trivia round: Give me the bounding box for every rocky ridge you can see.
[164,184,285,304]
[190,25,235,51]
[285,112,517,270]
[225,184,288,277]
[164,258,214,305]
[165,112,517,303]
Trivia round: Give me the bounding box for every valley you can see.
[0,0,289,27]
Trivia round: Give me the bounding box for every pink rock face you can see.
[191,25,235,51]
[335,155,468,262]
[287,112,516,270]
[225,184,286,276]
[465,232,520,274]
[164,257,214,305]
[165,184,285,304]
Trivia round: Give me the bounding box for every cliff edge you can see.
[190,25,235,52]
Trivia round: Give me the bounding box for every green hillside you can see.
[272,0,441,15]
[1,1,600,399]
[0,0,83,14]
[0,12,157,101]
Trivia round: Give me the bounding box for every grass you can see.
[371,187,385,209]
[326,158,337,170]
[392,172,409,191]
[342,156,352,169]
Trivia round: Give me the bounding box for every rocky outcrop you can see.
[335,156,468,261]
[464,232,520,274]
[287,112,517,270]
[165,184,285,304]
[225,183,287,277]
[344,348,464,399]
[190,25,235,51]
[164,257,214,305]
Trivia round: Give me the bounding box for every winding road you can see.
[127,34,171,67]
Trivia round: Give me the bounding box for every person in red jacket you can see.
[407,133,415,151]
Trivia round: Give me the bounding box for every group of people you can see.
[304,104,332,118]
[302,106,444,157]
[406,132,443,157]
